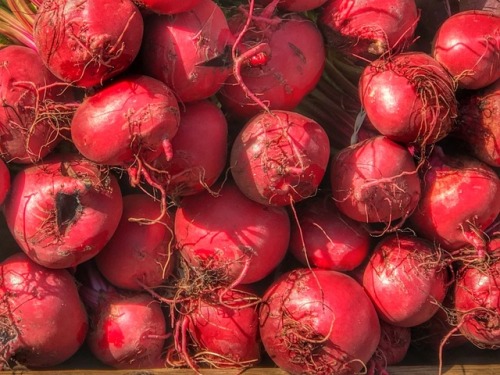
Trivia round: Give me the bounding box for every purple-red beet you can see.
[409,146,500,253]
[174,181,290,286]
[319,0,419,61]
[454,79,500,167]
[34,0,144,88]
[218,7,325,119]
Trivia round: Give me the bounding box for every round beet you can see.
[289,194,371,271]
[171,287,261,370]
[409,147,500,252]
[95,193,175,291]
[0,253,88,369]
[3,154,123,269]
[230,110,330,206]
[359,52,457,146]
[260,268,381,374]
[454,257,500,348]
[79,263,168,369]
[33,0,144,88]
[454,78,500,167]
[0,45,75,164]
[362,234,449,327]
[432,10,500,89]
[174,181,290,286]
[151,100,228,197]
[218,9,325,119]
[330,136,421,224]
[71,74,180,168]
[319,0,419,61]
[369,321,411,372]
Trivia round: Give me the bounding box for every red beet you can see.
[432,10,500,89]
[329,136,421,225]
[170,287,261,371]
[289,194,371,271]
[95,193,175,291]
[152,100,228,197]
[34,0,144,88]
[3,154,123,269]
[132,0,202,14]
[71,74,180,168]
[369,321,411,372]
[230,110,330,206]
[139,0,233,103]
[79,263,168,369]
[362,234,449,327]
[0,253,88,369]
[218,7,325,118]
[454,79,500,167]
[0,45,75,164]
[319,0,419,61]
[454,257,500,348]
[259,268,381,375]
[409,146,500,252]
[359,52,458,146]
[174,181,290,286]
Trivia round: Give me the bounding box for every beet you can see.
[34,0,144,88]
[259,268,381,374]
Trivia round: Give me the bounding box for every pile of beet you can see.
[0,0,498,374]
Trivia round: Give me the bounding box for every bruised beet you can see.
[33,0,144,88]
[3,154,123,269]
[259,268,381,375]
[0,253,88,369]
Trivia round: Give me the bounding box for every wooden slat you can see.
[5,365,500,375]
